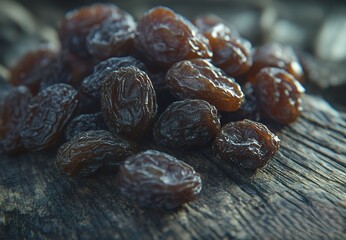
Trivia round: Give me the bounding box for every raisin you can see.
[80,56,147,101]
[153,99,220,149]
[56,130,137,176]
[117,150,202,209]
[135,7,212,67]
[21,83,79,151]
[0,86,32,153]
[64,112,108,141]
[58,4,120,57]
[254,68,304,124]
[101,66,157,140]
[87,11,136,60]
[193,15,226,32]
[10,47,57,94]
[213,119,280,170]
[166,58,244,112]
[221,83,260,123]
[245,43,304,84]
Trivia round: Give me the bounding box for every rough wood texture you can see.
[0,94,345,240]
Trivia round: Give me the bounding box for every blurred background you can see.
[0,0,345,108]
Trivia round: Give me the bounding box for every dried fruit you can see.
[87,11,136,60]
[10,47,57,94]
[21,83,78,151]
[153,99,220,149]
[213,119,280,170]
[117,150,202,209]
[64,112,108,141]
[0,86,32,153]
[193,15,227,33]
[166,58,244,112]
[56,130,137,176]
[254,68,304,124]
[135,7,212,67]
[58,4,121,56]
[246,43,304,84]
[101,66,157,139]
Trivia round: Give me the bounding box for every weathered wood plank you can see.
[0,94,345,240]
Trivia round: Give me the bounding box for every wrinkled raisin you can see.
[153,99,220,149]
[10,47,57,94]
[58,4,120,57]
[246,43,304,84]
[166,58,244,112]
[21,83,78,151]
[101,66,157,140]
[193,15,226,32]
[117,150,202,209]
[254,67,305,124]
[135,7,212,67]
[64,112,108,141]
[0,86,32,153]
[87,11,136,60]
[56,130,137,176]
[213,119,280,170]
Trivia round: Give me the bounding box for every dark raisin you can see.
[135,7,212,67]
[254,68,304,124]
[213,119,280,170]
[221,83,260,123]
[87,11,136,60]
[10,47,57,94]
[166,58,244,112]
[153,99,220,149]
[56,130,137,176]
[21,83,79,151]
[0,86,32,153]
[193,15,226,32]
[101,66,157,140]
[117,150,202,209]
[64,112,108,141]
[245,43,304,84]
[58,4,120,57]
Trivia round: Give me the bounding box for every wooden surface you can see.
[0,94,345,240]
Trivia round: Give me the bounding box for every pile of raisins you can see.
[1,4,306,209]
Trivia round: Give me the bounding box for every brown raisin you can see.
[213,119,280,170]
[254,68,304,125]
[21,83,78,151]
[87,11,136,60]
[117,150,202,209]
[10,47,57,94]
[245,43,304,84]
[0,86,32,153]
[64,112,108,141]
[56,130,137,176]
[135,7,212,67]
[166,58,244,112]
[193,15,226,32]
[58,4,120,57]
[101,66,157,140]
[153,99,220,149]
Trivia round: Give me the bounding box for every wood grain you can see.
[0,94,345,240]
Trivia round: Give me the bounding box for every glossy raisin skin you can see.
[20,84,79,151]
[246,43,304,84]
[254,68,304,125]
[117,150,202,209]
[101,66,157,140]
[166,58,244,112]
[87,11,136,60]
[135,7,212,67]
[56,130,137,176]
[193,15,226,32]
[64,112,108,141]
[153,99,220,149]
[81,57,146,100]
[58,4,119,57]
[213,120,280,170]
[0,86,32,153]
[10,47,57,94]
